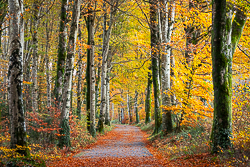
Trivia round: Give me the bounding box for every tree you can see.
[85,0,96,136]
[150,0,162,134]
[211,0,248,153]
[160,0,175,134]
[135,91,139,124]
[8,0,29,156]
[59,0,81,147]
[145,72,152,124]
[98,0,121,133]
[55,0,68,107]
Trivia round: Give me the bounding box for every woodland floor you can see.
[47,125,225,167]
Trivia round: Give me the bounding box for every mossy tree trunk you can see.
[150,0,162,135]
[135,91,139,124]
[86,1,96,134]
[145,72,152,124]
[211,0,247,153]
[55,0,68,108]
[59,0,80,147]
[8,0,29,156]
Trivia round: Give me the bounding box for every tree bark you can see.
[98,1,115,132]
[59,0,80,147]
[211,0,233,153]
[160,0,175,134]
[31,1,40,113]
[105,67,111,125]
[8,0,29,156]
[135,91,139,124]
[145,72,152,124]
[55,0,68,108]
[77,28,82,119]
[150,0,162,134]
[211,1,247,153]
[86,1,96,135]
[45,19,51,110]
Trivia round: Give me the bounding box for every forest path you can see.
[72,124,166,166]
[48,124,170,166]
[74,125,153,158]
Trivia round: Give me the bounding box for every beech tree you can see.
[150,0,162,134]
[55,0,68,107]
[85,0,96,136]
[160,0,175,134]
[98,0,121,133]
[211,0,248,153]
[145,72,152,124]
[59,0,81,147]
[8,0,29,156]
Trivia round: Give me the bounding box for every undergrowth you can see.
[139,119,250,166]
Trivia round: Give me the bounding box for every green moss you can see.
[58,118,71,148]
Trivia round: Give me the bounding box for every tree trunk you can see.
[135,91,139,124]
[150,0,162,134]
[95,61,101,119]
[99,1,112,133]
[31,1,39,113]
[8,0,29,156]
[111,103,114,121]
[55,0,68,108]
[160,0,175,134]
[59,0,80,147]
[86,1,96,135]
[77,28,82,119]
[211,0,233,153]
[45,19,51,109]
[211,1,247,153]
[145,72,152,124]
[105,67,111,126]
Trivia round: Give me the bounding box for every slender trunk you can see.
[86,1,96,134]
[77,29,82,119]
[111,103,114,121]
[95,61,101,119]
[105,68,111,126]
[8,0,29,156]
[135,91,139,124]
[118,107,120,122]
[150,0,162,134]
[59,0,80,147]
[88,2,96,137]
[145,72,152,124]
[31,1,39,113]
[45,9,51,110]
[2,21,8,101]
[99,1,110,132]
[55,0,68,108]
[170,52,176,106]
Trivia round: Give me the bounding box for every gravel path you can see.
[74,125,153,158]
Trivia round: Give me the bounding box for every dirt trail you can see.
[74,125,153,158]
[49,124,169,167]
[47,124,223,167]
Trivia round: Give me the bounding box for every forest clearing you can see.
[0,0,249,166]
